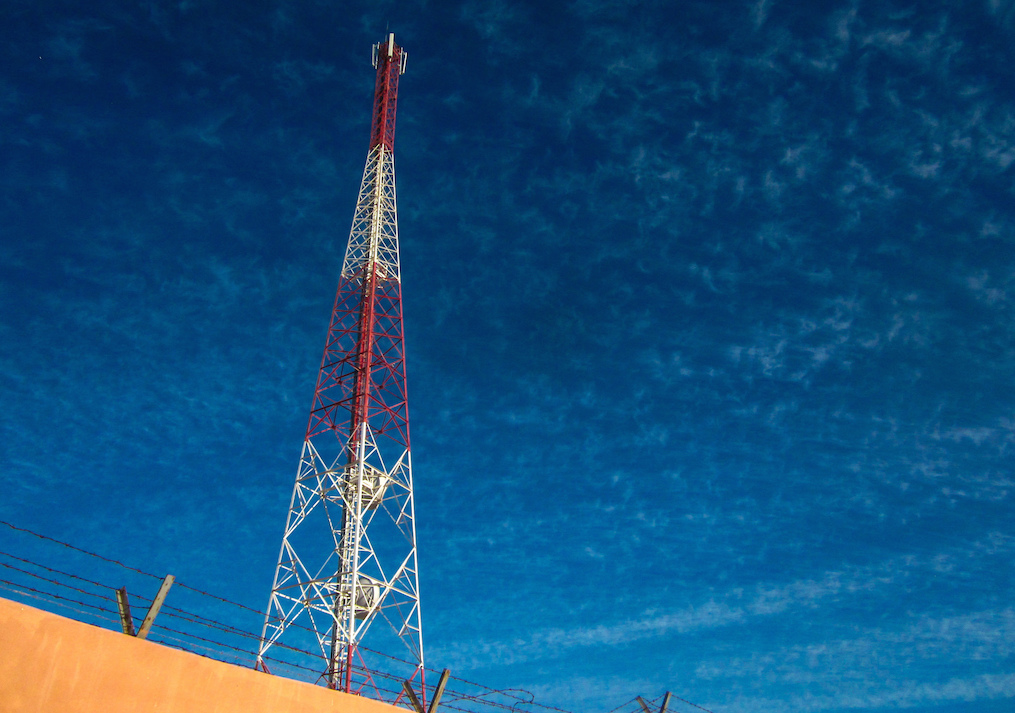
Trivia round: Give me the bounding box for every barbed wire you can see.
[0,580,119,625]
[0,520,716,713]
[666,694,714,713]
[0,520,163,581]
[625,693,716,713]
[603,698,641,713]
[0,527,566,712]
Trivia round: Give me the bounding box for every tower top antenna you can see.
[369,33,407,153]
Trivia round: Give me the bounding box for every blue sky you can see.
[2,0,1015,711]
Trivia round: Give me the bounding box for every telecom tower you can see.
[257,34,424,700]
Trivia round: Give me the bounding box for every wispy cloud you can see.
[4,2,1015,711]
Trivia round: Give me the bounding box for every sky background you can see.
[2,0,1015,711]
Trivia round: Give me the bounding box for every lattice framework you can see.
[257,34,422,700]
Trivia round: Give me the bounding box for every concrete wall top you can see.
[0,596,404,713]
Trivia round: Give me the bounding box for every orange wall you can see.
[0,596,403,713]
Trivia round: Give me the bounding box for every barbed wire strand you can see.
[641,692,716,713]
[0,532,647,713]
[603,698,641,713]
[0,581,119,625]
[1,520,717,713]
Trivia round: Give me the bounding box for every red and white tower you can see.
[257,34,423,699]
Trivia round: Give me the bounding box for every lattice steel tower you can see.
[258,34,423,699]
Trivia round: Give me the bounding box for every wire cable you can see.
[1,519,718,713]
